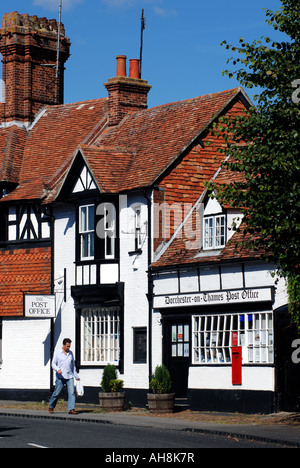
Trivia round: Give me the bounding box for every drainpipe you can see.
[143,188,153,383]
[50,209,56,391]
[42,206,56,391]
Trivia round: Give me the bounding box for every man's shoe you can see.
[48,407,54,414]
[69,409,78,415]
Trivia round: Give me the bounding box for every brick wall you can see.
[105,77,151,126]
[0,12,70,122]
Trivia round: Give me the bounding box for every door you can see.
[163,318,191,398]
[275,307,300,411]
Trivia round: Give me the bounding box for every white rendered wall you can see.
[119,193,149,389]
[53,195,151,389]
[53,206,77,352]
[188,366,275,391]
[0,318,51,389]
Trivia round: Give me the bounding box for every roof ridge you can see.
[44,97,108,109]
[142,87,241,113]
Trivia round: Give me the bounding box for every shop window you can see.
[192,312,273,365]
[79,204,95,260]
[203,215,226,250]
[81,306,120,365]
[133,328,147,363]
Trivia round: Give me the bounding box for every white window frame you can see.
[79,204,95,261]
[192,312,274,365]
[103,203,116,259]
[203,214,226,250]
[81,307,120,365]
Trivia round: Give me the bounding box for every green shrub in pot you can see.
[149,365,172,394]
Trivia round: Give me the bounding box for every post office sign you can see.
[24,295,56,318]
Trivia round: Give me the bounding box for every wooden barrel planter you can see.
[147,393,175,414]
[99,392,125,412]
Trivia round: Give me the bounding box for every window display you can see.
[193,312,273,365]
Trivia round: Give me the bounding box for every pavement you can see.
[0,402,300,448]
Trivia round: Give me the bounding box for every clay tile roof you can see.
[152,150,259,270]
[214,163,246,185]
[0,247,51,317]
[0,87,248,202]
[151,226,262,270]
[0,125,26,184]
[96,88,242,192]
[78,145,134,193]
[1,98,108,202]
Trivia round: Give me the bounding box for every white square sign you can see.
[24,295,56,318]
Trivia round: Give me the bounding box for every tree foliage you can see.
[208,0,300,330]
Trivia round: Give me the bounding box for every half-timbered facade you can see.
[0,11,296,412]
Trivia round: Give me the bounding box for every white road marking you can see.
[28,443,48,449]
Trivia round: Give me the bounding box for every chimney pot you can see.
[129,59,140,79]
[116,55,127,77]
[105,55,151,127]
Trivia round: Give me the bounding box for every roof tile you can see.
[0,247,51,317]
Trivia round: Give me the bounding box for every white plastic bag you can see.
[75,380,84,397]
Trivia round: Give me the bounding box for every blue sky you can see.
[0,0,284,108]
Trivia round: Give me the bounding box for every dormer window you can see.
[203,214,226,250]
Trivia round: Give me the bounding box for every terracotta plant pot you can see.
[99,392,125,412]
[147,393,175,413]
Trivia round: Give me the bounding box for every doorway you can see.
[163,317,191,398]
[275,306,300,411]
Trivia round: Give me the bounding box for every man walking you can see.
[49,338,80,415]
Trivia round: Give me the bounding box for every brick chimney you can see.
[104,55,151,126]
[0,12,71,124]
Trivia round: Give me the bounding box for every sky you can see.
[0,0,285,108]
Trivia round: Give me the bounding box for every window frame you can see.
[133,327,147,364]
[80,306,121,366]
[78,204,95,261]
[103,203,116,260]
[203,214,226,250]
[192,312,274,365]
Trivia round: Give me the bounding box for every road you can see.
[0,415,291,450]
